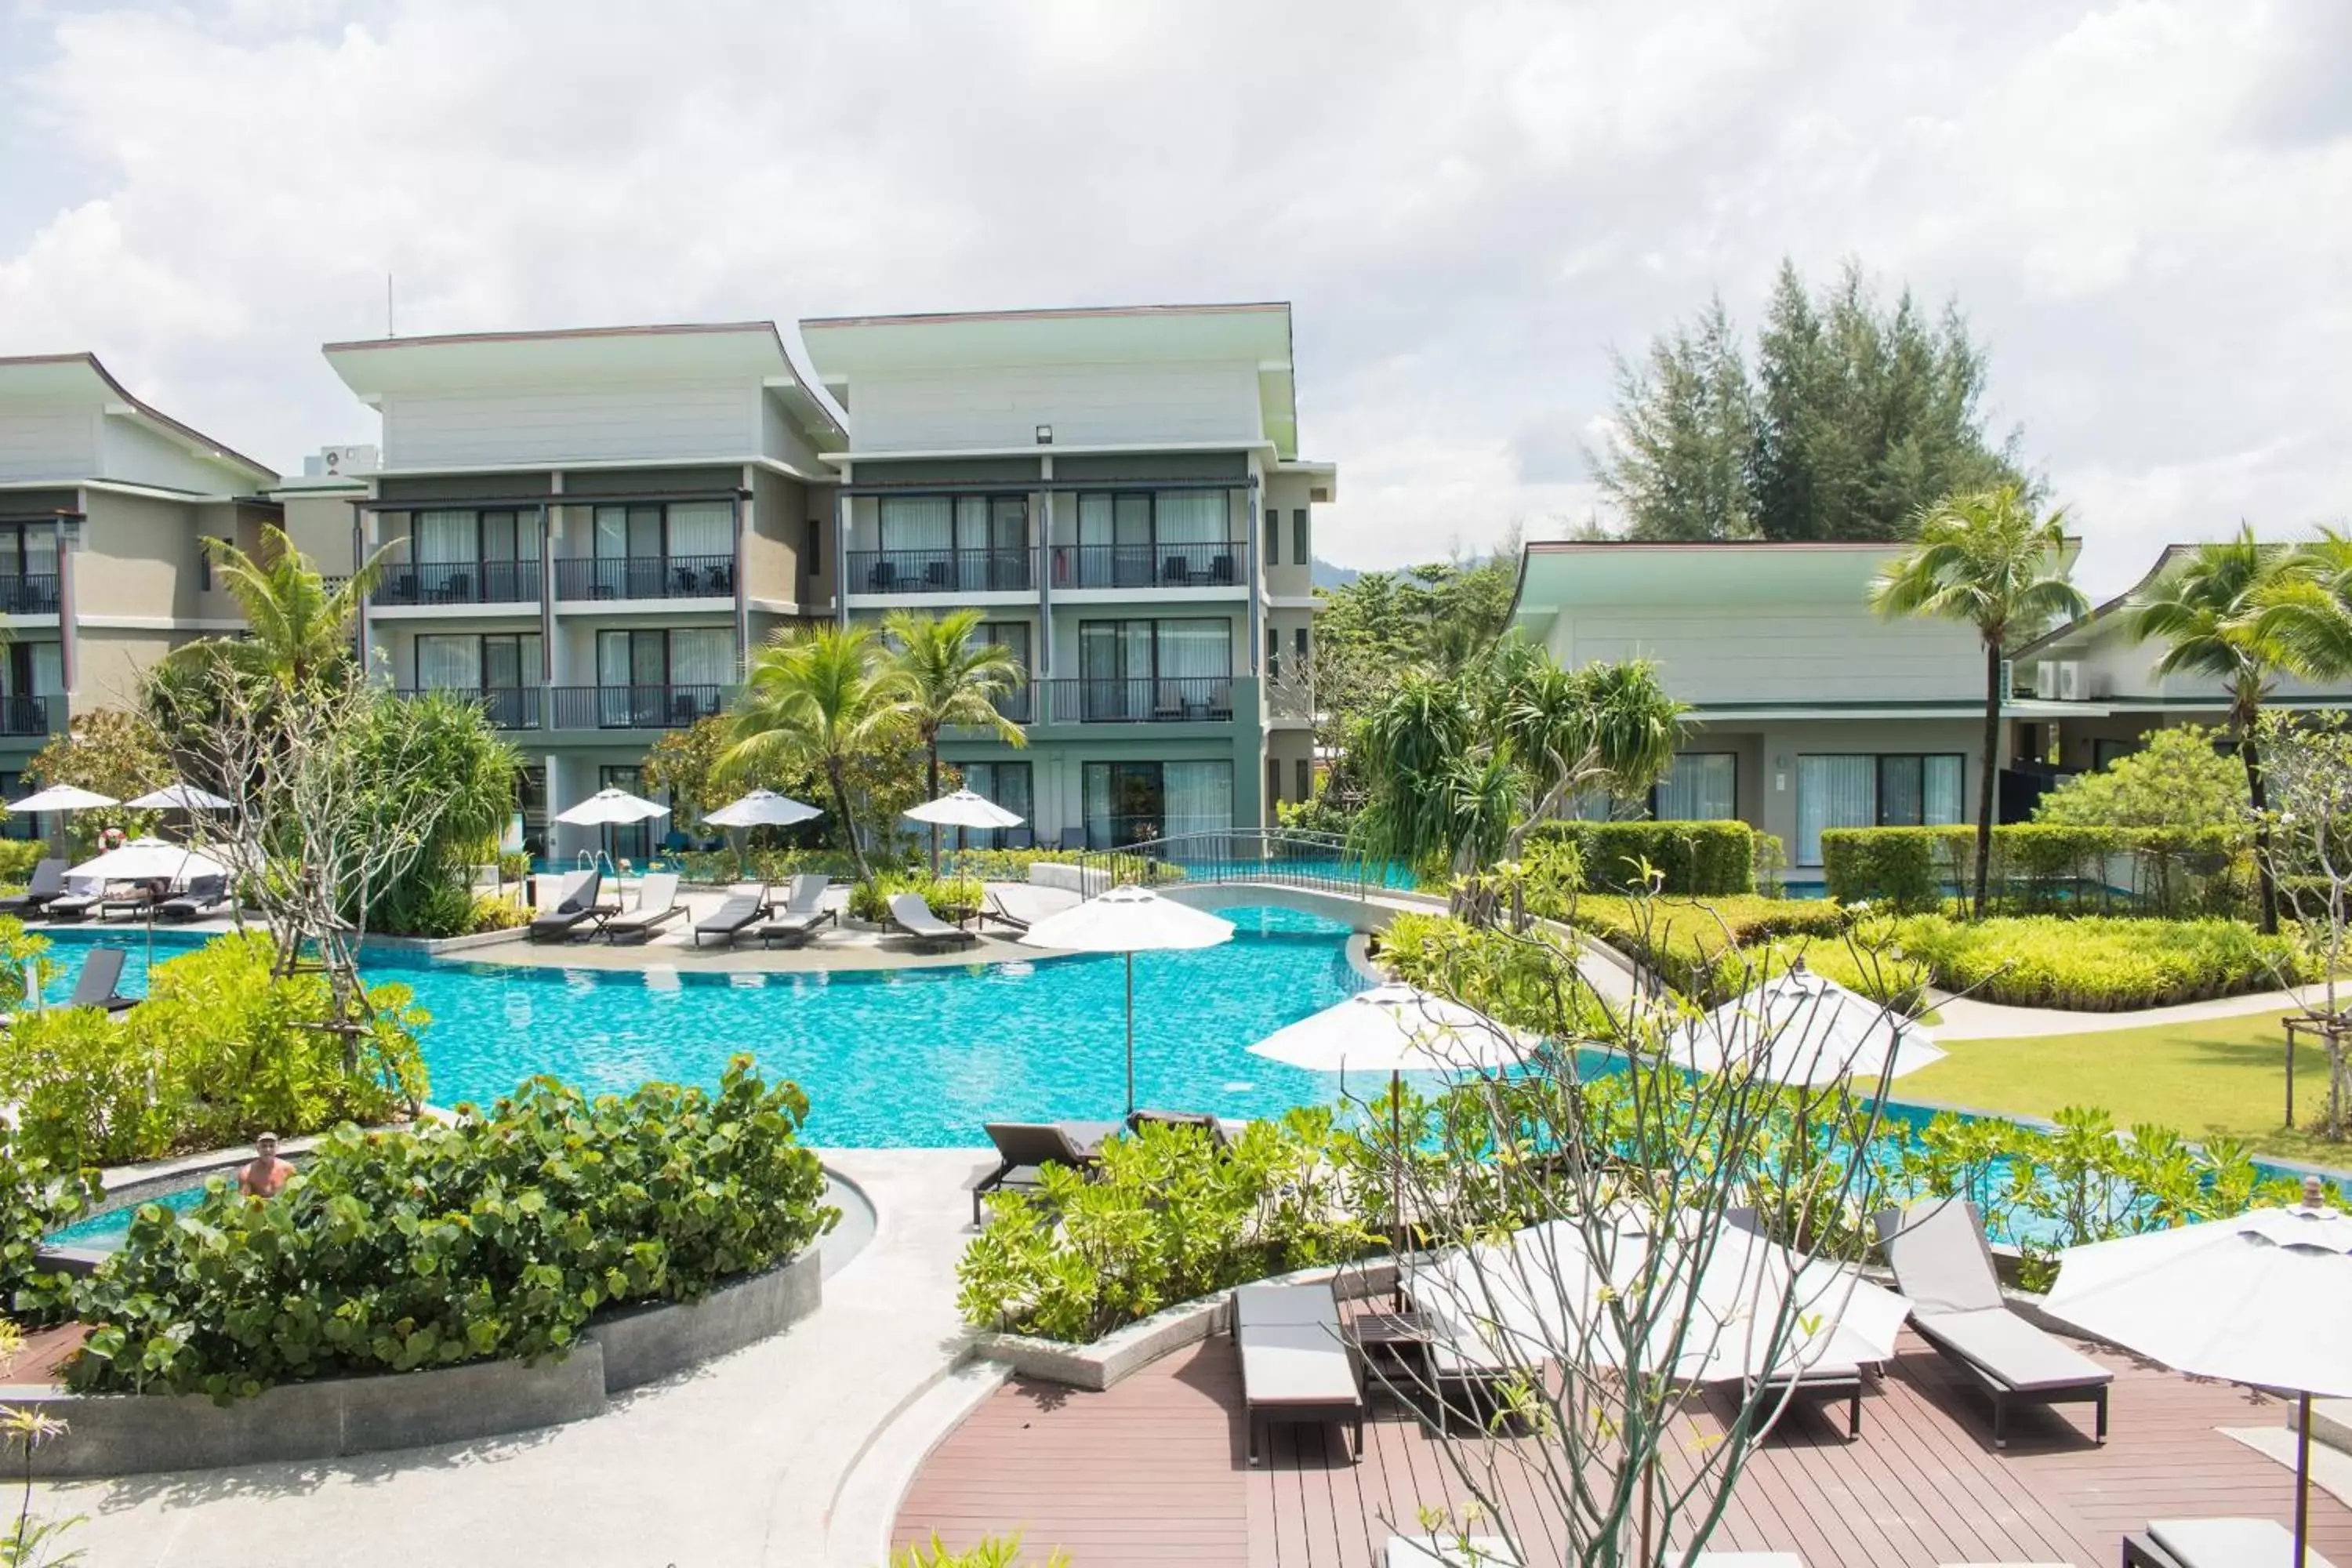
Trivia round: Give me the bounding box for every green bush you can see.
[1820,826,1967,912]
[849,872,985,924]
[1376,912,1617,1037]
[1892,914,2307,1011]
[465,892,528,934]
[957,1114,1379,1344]
[0,840,49,886]
[1820,822,2251,919]
[1522,819,1755,895]
[70,1060,837,1398]
[0,932,428,1167]
[0,1120,100,1322]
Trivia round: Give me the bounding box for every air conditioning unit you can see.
[2033,661,2058,700]
[319,444,380,477]
[2055,660,2087,702]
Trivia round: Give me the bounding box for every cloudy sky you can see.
[2,0,2344,594]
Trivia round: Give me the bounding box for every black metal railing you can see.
[0,575,61,615]
[554,554,736,601]
[0,694,62,738]
[395,685,543,731]
[1047,542,1245,590]
[1035,676,1236,724]
[550,684,735,731]
[990,684,1035,725]
[847,547,1036,595]
[1073,829,1381,897]
[371,560,542,606]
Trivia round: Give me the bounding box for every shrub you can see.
[848,872,985,924]
[465,892,528,934]
[957,1114,1380,1344]
[1820,822,2252,919]
[69,1060,837,1397]
[0,931,428,1167]
[0,841,48,887]
[1376,912,1616,1037]
[1820,826,1966,912]
[895,1535,1071,1568]
[0,1121,100,1321]
[1892,914,2307,1011]
[1522,820,1754,895]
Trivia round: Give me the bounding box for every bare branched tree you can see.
[2256,711,2352,1136]
[1356,902,1913,1566]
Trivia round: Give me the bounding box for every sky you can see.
[1,0,2345,597]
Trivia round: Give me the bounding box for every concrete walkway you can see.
[39,1147,987,1568]
[1933,982,2332,1040]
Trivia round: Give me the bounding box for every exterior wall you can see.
[744,466,809,608]
[73,629,178,713]
[74,490,198,620]
[1546,603,1985,706]
[276,490,362,572]
[0,405,97,483]
[845,362,1261,453]
[1263,726,1314,822]
[1261,473,1316,598]
[379,383,758,471]
[100,418,252,496]
[1676,717,1995,869]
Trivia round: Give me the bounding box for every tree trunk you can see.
[2241,717,2279,935]
[828,753,873,887]
[927,736,942,879]
[1973,638,2001,920]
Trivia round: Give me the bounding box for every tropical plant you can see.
[166,524,385,694]
[2126,526,2314,932]
[882,609,1027,874]
[359,689,521,938]
[2252,711,2352,1136]
[0,1397,80,1568]
[1869,485,2086,917]
[722,626,912,888]
[891,1534,1070,1568]
[2032,724,2249,833]
[2253,526,2352,681]
[22,710,172,850]
[0,1120,100,1320]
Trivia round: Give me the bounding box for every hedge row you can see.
[1522,820,1755,896]
[1894,914,2309,1011]
[1820,824,2245,915]
[1558,894,1932,1011]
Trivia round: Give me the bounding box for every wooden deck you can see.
[897,1327,2352,1566]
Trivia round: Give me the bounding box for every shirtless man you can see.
[237,1133,295,1198]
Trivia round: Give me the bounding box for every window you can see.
[1080,760,1233,848]
[1794,753,1965,865]
[875,494,1028,590]
[198,539,216,593]
[593,628,736,727]
[0,525,60,612]
[598,764,655,865]
[1651,753,1737,822]
[1265,630,1279,681]
[956,761,1033,849]
[1069,491,1232,587]
[1292,509,1308,569]
[589,501,734,597]
[1294,627,1309,666]
[1296,758,1311,802]
[2092,738,2136,771]
[1268,758,1283,810]
[407,508,540,601]
[1262,508,1279,568]
[977,622,1033,721]
[1076,618,1232,720]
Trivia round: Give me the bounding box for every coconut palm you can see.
[2254,528,2352,688]
[181,524,387,691]
[883,608,1029,874]
[720,624,911,887]
[1870,485,2087,918]
[2126,524,2311,932]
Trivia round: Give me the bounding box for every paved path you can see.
[40,1148,985,1568]
[1934,982,2329,1040]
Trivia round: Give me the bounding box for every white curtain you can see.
[1154,619,1231,680]
[666,502,731,559]
[880,496,952,553]
[1077,494,1114,547]
[953,496,990,554]
[1162,762,1232,838]
[1925,756,1965,825]
[1796,756,1875,866]
[27,643,61,697]
[667,628,735,689]
[593,506,631,559]
[415,634,481,690]
[1155,492,1224,545]
[413,511,474,563]
[1653,753,1736,821]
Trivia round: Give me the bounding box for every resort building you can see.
[0,352,280,807]
[318,322,846,861]
[796,300,1332,850]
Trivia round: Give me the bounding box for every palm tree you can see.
[1870,485,2086,918]
[883,608,1029,874]
[2254,528,2352,686]
[2130,526,2321,932]
[720,624,910,887]
[182,524,387,691]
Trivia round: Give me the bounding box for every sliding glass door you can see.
[1080,760,1233,848]
[1076,619,1232,721]
[1795,753,1965,865]
[957,761,1033,850]
[1651,753,1737,821]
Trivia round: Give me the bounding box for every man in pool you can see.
[238,1133,294,1198]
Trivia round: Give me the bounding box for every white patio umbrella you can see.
[555,787,670,873]
[67,837,231,967]
[1251,981,1537,1304]
[904,788,1025,874]
[125,782,235,811]
[1020,884,1234,1119]
[1669,959,1943,1088]
[702,789,823,879]
[6,784,116,815]
[2043,1177,2352,1565]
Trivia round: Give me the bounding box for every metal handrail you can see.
[372,560,542,605]
[846,547,1036,595]
[1036,676,1236,724]
[394,685,543,731]
[1071,829,1376,900]
[549,684,735,731]
[554,554,736,601]
[1047,542,1246,590]
[0,575,62,615]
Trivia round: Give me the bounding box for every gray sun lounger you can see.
[1875,1200,2111,1447]
[756,875,837,948]
[970,1120,1112,1225]
[0,858,68,916]
[158,873,229,921]
[601,873,683,944]
[1236,1281,1364,1465]
[41,886,103,922]
[887,891,977,953]
[98,880,167,920]
[2125,1517,2340,1568]
[528,869,605,943]
[66,946,138,1013]
[692,885,771,947]
[976,891,1029,934]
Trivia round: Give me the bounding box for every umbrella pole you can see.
[1123,949,1136,1122]
[1391,1066,1405,1312]
[2298,1389,2313,1568]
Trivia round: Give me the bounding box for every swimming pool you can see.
[35,908,1374,1147]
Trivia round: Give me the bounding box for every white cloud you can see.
[0,0,2345,593]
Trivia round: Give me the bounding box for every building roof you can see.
[798,301,1301,459]
[1508,539,1912,630]
[0,352,277,489]
[321,321,847,445]
[2014,543,2194,658]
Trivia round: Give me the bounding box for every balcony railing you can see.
[550,684,735,731]
[1047,542,1246,590]
[0,575,61,615]
[372,560,542,607]
[395,685,543,731]
[1036,676,1236,725]
[847,547,1036,596]
[0,694,62,738]
[554,554,736,602]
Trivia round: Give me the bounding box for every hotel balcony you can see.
[846,547,1036,597]
[370,561,542,608]
[0,575,62,616]
[1032,676,1239,725]
[393,686,543,731]
[0,693,64,739]
[549,683,735,731]
[553,554,735,603]
[1047,542,1246,591]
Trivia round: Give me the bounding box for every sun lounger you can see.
[65,946,138,1013]
[1385,1537,1522,1566]
[1875,1200,2111,1448]
[158,874,229,921]
[1127,1108,1233,1147]
[98,880,166,920]
[0,858,68,916]
[2124,1518,2339,1568]
[888,891,977,953]
[969,1120,1109,1225]
[976,890,1029,934]
[692,885,771,947]
[41,886,102,922]
[1236,1281,1364,1465]
[528,869,605,943]
[755,875,836,948]
[601,873,683,944]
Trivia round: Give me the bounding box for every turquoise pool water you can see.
[34,909,1374,1148]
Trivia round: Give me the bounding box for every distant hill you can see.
[1310,557,1360,590]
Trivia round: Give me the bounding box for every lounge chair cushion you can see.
[1234,1283,1341,1331]
[1239,1323,1358,1404]
[1386,1537,1521,1567]
[1881,1200,2005,1315]
[2149,1518,2337,1568]
[1915,1307,2111,1392]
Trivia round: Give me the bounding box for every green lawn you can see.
[1902,1007,2352,1170]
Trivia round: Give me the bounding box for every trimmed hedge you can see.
[1894,914,2309,1011]
[1558,894,1932,1011]
[1820,823,2249,916]
[1523,820,1755,896]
